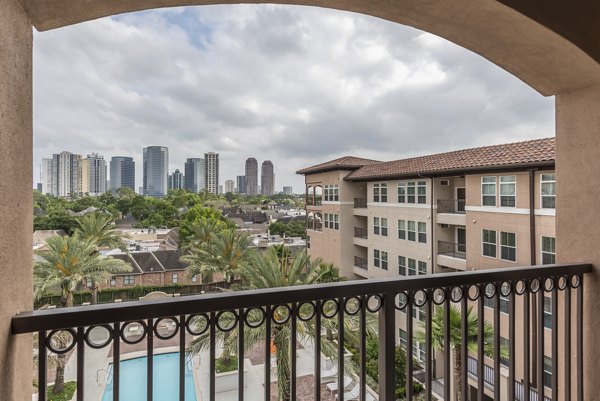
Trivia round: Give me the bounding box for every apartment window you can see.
[398,220,406,240]
[408,258,417,276]
[500,231,516,261]
[418,261,427,275]
[172,273,178,284]
[544,296,552,329]
[381,218,388,236]
[407,221,416,241]
[541,236,556,264]
[334,214,339,230]
[399,329,407,350]
[398,182,406,203]
[374,250,386,269]
[373,183,388,202]
[398,256,406,276]
[482,229,497,258]
[417,181,427,204]
[418,222,427,244]
[411,304,426,322]
[544,356,552,388]
[541,174,556,209]
[500,337,509,367]
[407,181,416,203]
[373,217,387,236]
[381,251,388,270]
[482,176,497,206]
[324,185,339,202]
[123,275,135,285]
[500,176,516,207]
[324,213,339,230]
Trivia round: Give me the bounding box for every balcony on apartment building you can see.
[12,263,589,401]
[353,227,369,248]
[437,240,467,271]
[436,199,466,226]
[353,198,368,217]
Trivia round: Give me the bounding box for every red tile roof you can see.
[296,156,381,175]
[345,137,555,181]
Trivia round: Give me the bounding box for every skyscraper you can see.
[224,180,235,193]
[184,158,205,193]
[143,146,168,197]
[41,158,53,195]
[245,158,258,196]
[85,153,107,195]
[205,152,219,194]
[110,156,135,192]
[283,186,293,195]
[261,160,274,195]
[42,151,82,197]
[236,175,246,194]
[169,169,184,190]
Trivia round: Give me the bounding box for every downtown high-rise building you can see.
[245,158,258,196]
[261,160,275,195]
[205,152,219,194]
[143,146,168,197]
[110,156,135,192]
[283,186,293,195]
[236,175,246,194]
[168,169,184,190]
[83,153,107,195]
[42,151,83,196]
[184,158,205,193]
[224,180,235,193]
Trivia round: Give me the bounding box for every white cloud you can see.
[33,4,554,193]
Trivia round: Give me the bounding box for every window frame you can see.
[482,229,497,258]
[499,175,516,207]
[398,181,406,203]
[481,176,497,206]
[172,273,178,284]
[407,220,416,242]
[418,222,427,244]
[417,180,427,204]
[541,236,556,265]
[381,251,388,270]
[407,181,416,203]
[123,275,135,286]
[373,183,388,203]
[374,249,381,268]
[500,231,517,262]
[398,256,406,276]
[540,173,556,209]
[373,217,380,235]
[398,219,406,240]
[381,217,388,236]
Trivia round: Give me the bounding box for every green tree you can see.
[417,305,504,401]
[33,236,131,394]
[179,204,233,245]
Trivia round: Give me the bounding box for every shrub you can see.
[215,354,238,373]
[47,381,77,401]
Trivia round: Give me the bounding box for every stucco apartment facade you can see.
[298,137,556,400]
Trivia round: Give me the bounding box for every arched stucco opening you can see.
[3,1,600,400]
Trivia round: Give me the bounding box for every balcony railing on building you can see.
[354,256,368,270]
[13,263,590,401]
[438,240,467,259]
[354,198,367,208]
[354,227,368,239]
[437,199,466,214]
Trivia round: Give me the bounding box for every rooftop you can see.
[295,156,381,175]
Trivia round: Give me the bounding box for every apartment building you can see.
[297,137,556,400]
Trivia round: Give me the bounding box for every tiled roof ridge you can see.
[296,155,381,175]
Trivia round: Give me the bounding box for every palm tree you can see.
[34,235,131,395]
[74,213,128,303]
[183,228,252,286]
[416,305,504,401]
[187,249,362,401]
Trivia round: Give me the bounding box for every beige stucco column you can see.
[556,82,600,400]
[0,0,33,399]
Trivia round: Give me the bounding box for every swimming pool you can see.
[102,352,197,401]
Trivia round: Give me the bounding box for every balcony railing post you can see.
[378,291,396,401]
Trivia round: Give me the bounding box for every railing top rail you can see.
[11,263,591,334]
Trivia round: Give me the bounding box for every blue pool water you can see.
[102,353,197,401]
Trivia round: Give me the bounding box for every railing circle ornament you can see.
[153,317,180,340]
[571,275,582,289]
[467,285,480,301]
[557,276,569,291]
[530,278,541,293]
[343,297,361,316]
[515,280,528,296]
[321,299,339,319]
[84,324,113,349]
[243,308,267,328]
[297,302,317,321]
[46,329,77,354]
[120,321,148,344]
[366,294,383,313]
[395,292,409,310]
[215,311,238,332]
[544,277,555,292]
[500,282,512,297]
[186,314,210,335]
[272,304,293,324]
[413,290,428,308]
[450,286,464,303]
[484,283,497,299]
[433,288,447,305]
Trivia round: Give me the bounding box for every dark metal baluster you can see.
[39,331,47,401]
[493,291,500,400]
[576,276,583,401]
[537,287,544,399]
[444,292,451,401]
[77,326,84,401]
[209,313,216,401]
[338,298,345,401]
[407,293,414,400]
[291,303,297,401]
[239,308,245,401]
[360,296,366,401]
[508,290,515,401]
[265,306,271,401]
[425,290,432,401]
[477,286,484,401]
[564,285,571,401]
[524,287,531,401]
[461,290,468,401]
[179,315,185,401]
[113,323,120,401]
[315,301,322,401]
[551,287,558,401]
[148,318,154,401]
[379,292,395,401]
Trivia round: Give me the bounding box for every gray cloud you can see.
[33,4,554,192]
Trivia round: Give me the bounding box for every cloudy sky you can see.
[33,4,554,193]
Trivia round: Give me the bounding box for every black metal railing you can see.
[354,198,367,208]
[354,227,368,239]
[437,199,466,214]
[354,256,368,270]
[438,240,467,259]
[13,263,590,401]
